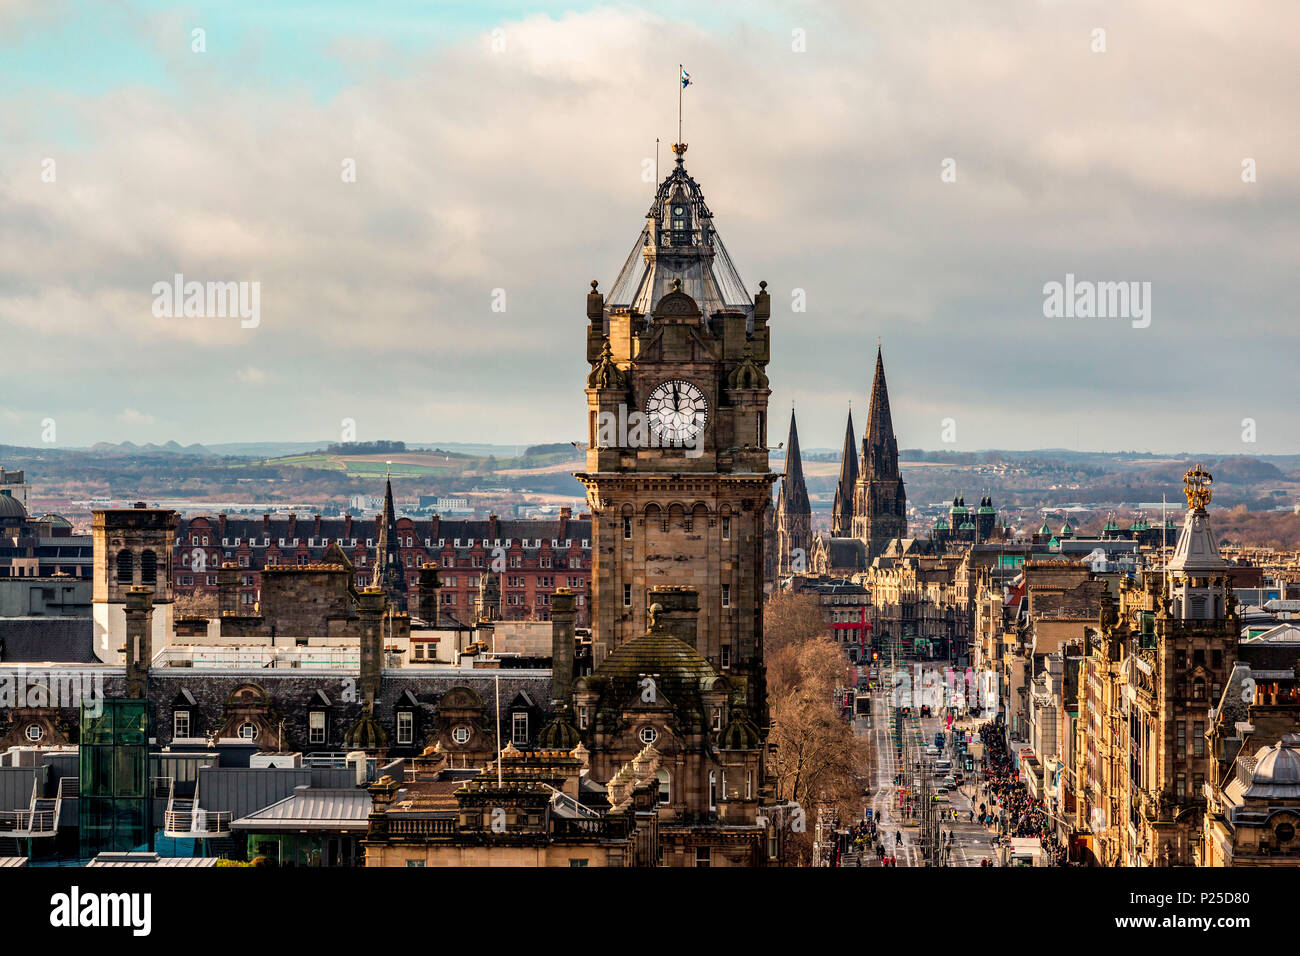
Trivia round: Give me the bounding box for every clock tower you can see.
[577,143,775,716]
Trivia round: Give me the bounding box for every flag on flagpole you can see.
[680,66,691,89]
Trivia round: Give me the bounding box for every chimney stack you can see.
[418,564,442,625]
[551,588,577,702]
[218,562,239,616]
[648,585,700,647]
[357,587,387,706]
[123,586,154,699]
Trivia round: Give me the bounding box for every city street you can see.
[847,666,1001,867]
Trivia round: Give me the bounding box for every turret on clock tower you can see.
[577,143,775,717]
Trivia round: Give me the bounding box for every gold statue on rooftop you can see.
[1183,464,1213,510]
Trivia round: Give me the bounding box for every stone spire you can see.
[778,408,810,516]
[372,467,408,611]
[776,408,812,574]
[861,345,900,481]
[831,407,857,537]
[851,344,907,557]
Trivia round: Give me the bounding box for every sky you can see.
[1,0,1297,455]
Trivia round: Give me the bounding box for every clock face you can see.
[645,379,708,446]
[673,205,685,215]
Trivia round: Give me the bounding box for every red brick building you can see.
[173,509,592,625]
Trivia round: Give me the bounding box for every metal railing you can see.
[0,808,56,836]
[163,809,232,836]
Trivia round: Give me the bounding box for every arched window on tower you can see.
[656,770,671,805]
[140,549,157,585]
[116,549,134,585]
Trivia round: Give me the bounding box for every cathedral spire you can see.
[778,408,810,516]
[851,344,907,557]
[775,408,812,575]
[861,344,899,480]
[831,407,857,537]
[372,468,408,611]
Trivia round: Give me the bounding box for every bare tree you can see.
[763,589,828,655]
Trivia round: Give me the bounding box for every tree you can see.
[767,637,867,863]
[763,589,828,655]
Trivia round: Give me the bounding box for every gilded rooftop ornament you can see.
[1183,464,1213,510]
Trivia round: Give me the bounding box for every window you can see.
[656,770,671,804]
[1193,721,1204,756]
[623,516,632,540]
[721,517,731,540]
[695,846,711,868]
[406,860,425,867]
[623,584,632,607]
[746,771,753,800]
[140,549,158,585]
[568,858,589,867]
[239,722,258,741]
[25,724,43,742]
[173,710,190,739]
[578,705,589,730]
[709,771,717,811]
[304,710,324,744]
[721,645,731,669]
[639,726,658,745]
[1176,723,1186,755]
[712,707,723,732]
[115,549,133,585]
[721,584,730,608]
[512,712,529,745]
[397,711,413,745]
[452,726,471,745]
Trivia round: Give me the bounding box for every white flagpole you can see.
[678,63,683,144]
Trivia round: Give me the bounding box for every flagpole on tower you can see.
[678,62,683,145]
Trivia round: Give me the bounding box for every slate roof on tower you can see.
[605,145,752,329]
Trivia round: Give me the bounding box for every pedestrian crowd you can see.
[974,718,1070,866]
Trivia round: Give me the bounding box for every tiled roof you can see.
[0,618,96,663]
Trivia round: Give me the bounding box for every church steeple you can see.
[778,408,810,515]
[851,344,907,557]
[831,407,857,537]
[776,408,812,575]
[372,467,408,611]
[861,345,900,481]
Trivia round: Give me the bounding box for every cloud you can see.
[117,408,157,426]
[0,1,1296,453]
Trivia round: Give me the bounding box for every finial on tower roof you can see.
[1184,464,1213,510]
[671,142,688,164]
